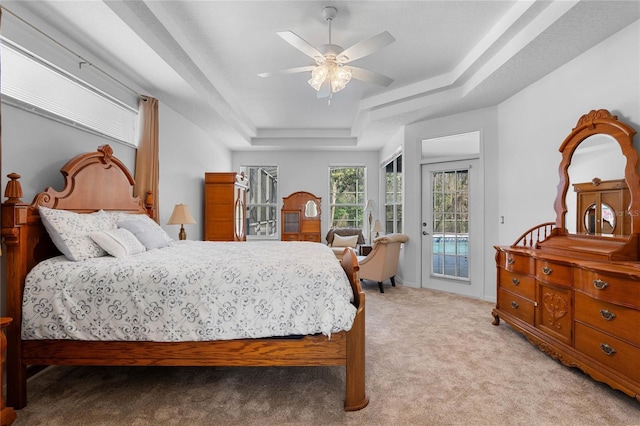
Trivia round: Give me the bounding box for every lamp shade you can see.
[364,199,375,212]
[372,219,383,233]
[167,204,196,225]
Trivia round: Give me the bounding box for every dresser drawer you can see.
[498,251,533,275]
[535,259,572,287]
[575,322,640,383]
[498,269,535,300]
[498,288,535,325]
[575,291,640,346]
[574,269,640,306]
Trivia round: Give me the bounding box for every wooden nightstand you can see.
[360,244,373,256]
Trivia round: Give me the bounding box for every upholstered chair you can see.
[357,233,409,293]
[325,227,365,259]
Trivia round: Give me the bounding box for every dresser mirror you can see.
[554,109,639,237]
[565,134,626,234]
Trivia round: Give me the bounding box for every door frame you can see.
[420,157,484,298]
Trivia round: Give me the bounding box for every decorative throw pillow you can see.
[332,234,359,248]
[90,228,146,258]
[118,219,171,250]
[38,206,115,261]
[108,212,173,244]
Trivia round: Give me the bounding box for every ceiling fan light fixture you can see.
[331,65,352,92]
[308,64,328,91]
[263,6,394,99]
[307,62,352,94]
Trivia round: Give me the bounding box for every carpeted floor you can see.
[8,283,640,425]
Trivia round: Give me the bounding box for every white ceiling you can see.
[6,1,640,151]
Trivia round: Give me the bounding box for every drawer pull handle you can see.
[511,278,520,286]
[510,301,519,309]
[507,257,515,265]
[542,266,552,275]
[593,279,609,290]
[599,309,616,321]
[599,343,617,356]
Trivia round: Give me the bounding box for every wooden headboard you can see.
[1,144,151,345]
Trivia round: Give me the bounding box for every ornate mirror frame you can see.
[554,109,639,234]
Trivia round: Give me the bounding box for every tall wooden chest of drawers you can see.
[204,172,248,241]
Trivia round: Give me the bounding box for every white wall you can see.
[497,20,640,245]
[158,103,232,241]
[397,19,639,302]
[1,104,137,202]
[232,150,379,243]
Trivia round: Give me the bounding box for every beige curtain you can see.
[134,96,159,221]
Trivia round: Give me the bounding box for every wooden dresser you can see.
[203,172,248,241]
[493,110,640,403]
[281,191,321,242]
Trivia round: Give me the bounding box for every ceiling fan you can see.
[258,6,395,100]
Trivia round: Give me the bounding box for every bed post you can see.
[340,248,369,411]
[1,174,29,409]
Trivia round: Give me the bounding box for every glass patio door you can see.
[421,160,483,298]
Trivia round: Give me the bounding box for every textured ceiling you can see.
[4,1,640,151]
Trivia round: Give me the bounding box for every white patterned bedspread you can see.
[22,241,356,341]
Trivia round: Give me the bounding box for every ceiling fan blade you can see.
[317,79,330,98]
[349,66,394,87]
[258,66,315,78]
[277,31,324,60]
[338,31,395,63]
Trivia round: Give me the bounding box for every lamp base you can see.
[178,226,187,240]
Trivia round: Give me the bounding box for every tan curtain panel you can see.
[134,96,159,221]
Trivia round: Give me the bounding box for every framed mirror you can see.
[565,134,626,234]
[554,109,639,236]
[304,200,319,217]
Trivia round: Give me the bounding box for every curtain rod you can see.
[1,5,141,98]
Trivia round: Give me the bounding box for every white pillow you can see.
[91,228,146,258]
[38,206,115,261]
[332,234,359,248]
[118,220,171,250]
[107,212,173,243]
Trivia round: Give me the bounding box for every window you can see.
[431,169,469,279]
[241,166,278,238]
[329,166,366,228]
[0,38,138,146]
[385,154,403,233]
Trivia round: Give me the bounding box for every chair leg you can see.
[378,282,384,293]
[390,276,396,287]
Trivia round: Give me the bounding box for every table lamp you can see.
[372,219,383,240]
[167,204,196,240]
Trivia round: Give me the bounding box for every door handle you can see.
[423,231,428,235]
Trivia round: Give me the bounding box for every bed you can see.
[1,145,368,411]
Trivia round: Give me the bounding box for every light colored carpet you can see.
[9,283,640,425]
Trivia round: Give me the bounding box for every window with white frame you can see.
[384,154,403,233]
[241,165,278,238]
[329,166,366,228]
[0,38,138,146]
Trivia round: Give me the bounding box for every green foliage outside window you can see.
[329,167,365,228]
